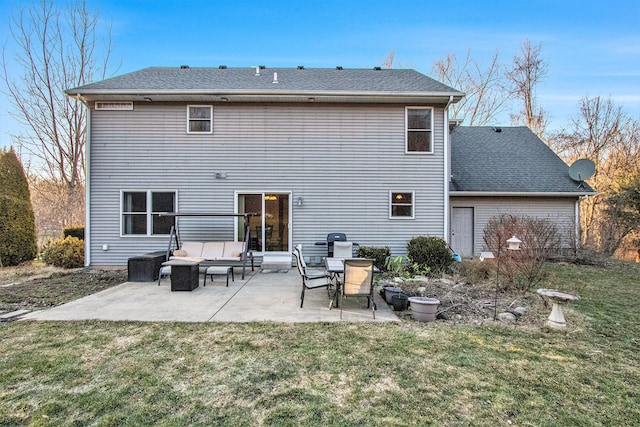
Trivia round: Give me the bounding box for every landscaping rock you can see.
[498,312,517,323]
[510,306,528,317]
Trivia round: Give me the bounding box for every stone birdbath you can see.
[537,289,581,330]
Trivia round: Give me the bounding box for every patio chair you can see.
[294,244,329,279]
[332,241,354,259]
[293,248,333,308]
[338,258,376,319]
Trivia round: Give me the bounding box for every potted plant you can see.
[391,293,409,311]
[408,297,440,322]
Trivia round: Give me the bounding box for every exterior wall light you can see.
[296,197,304,207]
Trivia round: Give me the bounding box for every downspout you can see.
[76,94,91,266]
[575,197,582,251]
[443,96,454,243]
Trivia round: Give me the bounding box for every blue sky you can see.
[1,0,639,149]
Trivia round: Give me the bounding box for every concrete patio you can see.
[23,268,400,323]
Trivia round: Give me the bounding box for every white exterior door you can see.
[451,207,474,258]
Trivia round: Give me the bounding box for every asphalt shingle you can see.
[67,66,463,95]
[450,126,594,194]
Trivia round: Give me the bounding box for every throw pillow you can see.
[173,249,187,257]
[231,251,241,257]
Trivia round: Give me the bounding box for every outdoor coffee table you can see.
[161,260,200,291]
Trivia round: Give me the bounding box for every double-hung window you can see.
[406,107,433,153]
[187,105,212,133]
[122,191,176,236]
[390,191,414,219]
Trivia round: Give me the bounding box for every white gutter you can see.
[443,95,454,243]
[450,191,596,197]
[575,198,581,249]
[65,88,465,98]
[75,93,91,267]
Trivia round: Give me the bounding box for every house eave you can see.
[65,89,464,104]
[450,191,597,197]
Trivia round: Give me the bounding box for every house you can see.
[449,126,595,257]
[65,66,592,267]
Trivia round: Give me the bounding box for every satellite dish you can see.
[568,159,596,182]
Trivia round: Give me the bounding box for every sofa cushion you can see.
[181,242,204,258]
[173,249,187,257]
[223,242,245,258]
[201,242,225,259]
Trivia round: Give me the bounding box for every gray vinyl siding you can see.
[450,196,578,255]
[88,102,447,265]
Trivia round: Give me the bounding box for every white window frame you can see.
[405,107,434,154]
[187,105,213,134]
[120,190,177,237]
[389,191,415,219]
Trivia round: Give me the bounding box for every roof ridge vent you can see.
[259,65,266,69]
[373,66,382,70]
[218,65,227,69]
[492,126,502,133]
[297,65,304,69]
[180,65,189,69]
[336,66,343,70]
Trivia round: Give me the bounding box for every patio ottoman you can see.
[203,266,234,287]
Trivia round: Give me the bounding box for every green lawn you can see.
[1,262,638,426]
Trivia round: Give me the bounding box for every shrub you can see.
[63,225,85,241]
[0,149,37,266]
[483,214,561,292]
[42,236,85,268]
[406,236,453,275]
[356,246,391,271]
[459,259,494,285]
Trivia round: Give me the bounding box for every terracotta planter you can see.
[408,297,440,322]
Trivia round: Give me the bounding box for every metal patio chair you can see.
[293,248,333,308]
[332,241,354,259]
[337,258,376,319]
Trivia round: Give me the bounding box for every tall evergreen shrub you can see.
[0,148,37,266]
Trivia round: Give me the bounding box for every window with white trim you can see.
[187,105,213,133]
[122,191,176,235]
[406,107,433,153]
[390,191,414,219]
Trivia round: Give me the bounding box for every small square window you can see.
[406,107,433,153]
[187,106,212,133]
[390,191,414,219]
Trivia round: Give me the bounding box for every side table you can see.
[162,260,200,291]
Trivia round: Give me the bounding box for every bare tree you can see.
[552,96,640,255]
[380,49,412,69]
[432,49,510,125]
[1,0,114,234]
[507,40,548,138]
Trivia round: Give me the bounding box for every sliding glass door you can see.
[237,193,290,254]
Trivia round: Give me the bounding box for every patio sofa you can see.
[169,241,254,279]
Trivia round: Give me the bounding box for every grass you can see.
[1,262,639,426]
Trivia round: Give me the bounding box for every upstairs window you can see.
[187,105,212,133]
[122,191,176,236]
[406,107,433,153]
[390,191,414,219]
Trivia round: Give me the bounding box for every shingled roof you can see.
[66,66,464,103]
[450,126,595,195]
